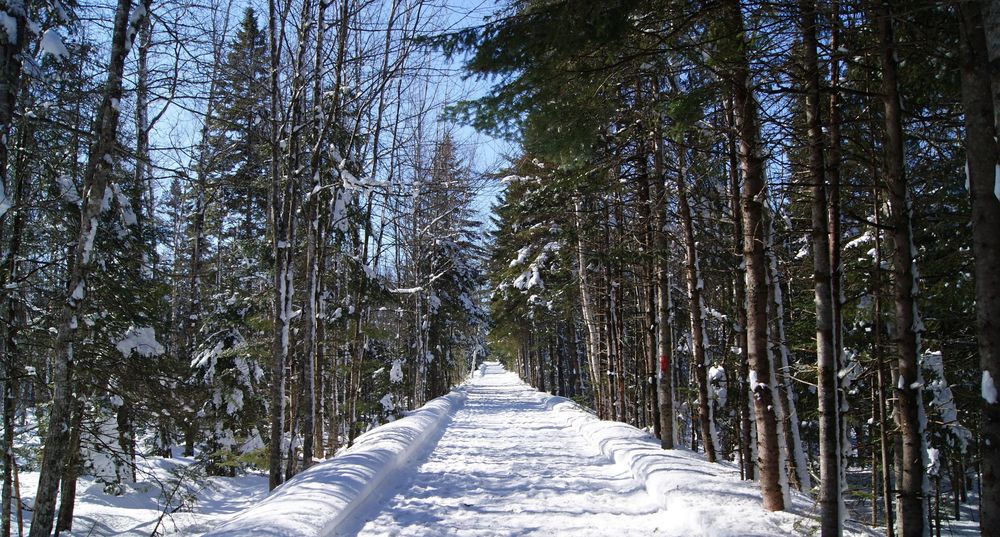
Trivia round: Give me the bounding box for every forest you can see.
[0,0,997,536]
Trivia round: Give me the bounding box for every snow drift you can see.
[202,387,467,537]
[539,392,875,536]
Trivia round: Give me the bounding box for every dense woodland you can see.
[463,0,998,535]
[0,0,997,536]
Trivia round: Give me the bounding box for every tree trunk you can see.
[725,93,753,480]
[0,93,29,537]
[55,397,84,534]
[955,4,1000,533]
[575,198,604,417]
[875,2,927,534]
[874,185,895,536]
[722,0,785,511]
[650,122,674,449]
[635,125,660,438]
[765,240,808,492]
[267,0,289,490]
[29,0,150,533]
[800,0,840,532]
[0,0,26,221]
[673,142,717,462]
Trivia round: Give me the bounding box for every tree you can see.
[875,2,929,533]
[30,0,152,534]
[955,2,1000,533]
[720,0,786,512]
[798,0,841,531]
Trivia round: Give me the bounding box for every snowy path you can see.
[347,364,669,536]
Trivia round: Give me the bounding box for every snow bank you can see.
[203,387,467,537]
[538,393,874,537]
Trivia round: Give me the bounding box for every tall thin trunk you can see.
[650,122,674,449]
[955,4,1000,533]
[267,0,289,490]
[765,238,808,492]
[0,0,27,221]
[722,0,785,511]
[673,142,716,462]
[575,198,604,417]
[29,0,150,533]
[725,93,753,480]
[800,0,840,532]
[0,95,29,537]
[635,121,659,436]
[54,397,83,534]
[0,377,12,537]
[300,0,329,471]
[827,0,850,518]
[870,85,896,537]
[875,2,927,534]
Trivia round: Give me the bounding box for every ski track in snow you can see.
[347,366,670,536]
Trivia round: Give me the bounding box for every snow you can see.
[56,174,81,205]
[390,286,423,294]
[204,387,467,537]
[193,363,878,537]
[17,450,268,536]
[921,351,972,451]
[925,446,940,476]
[984,370,998,404]
[115,325,165,357]
[379,393,394,413]
[113,182,137,226]
[793,244,810,260]
[71,281,85,301]
[844,231,873,250]
[389,359,403,383]
[995,163,1000,203]
[0,12,17,43]
[0,182,9,219]
[526,266,544,289]
[39,28,69,59]
[359,364,871,536]
[82,216,98,263]
[509,245,532,267]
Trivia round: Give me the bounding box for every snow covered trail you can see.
[345,364,678,536]
[208,362,873,537]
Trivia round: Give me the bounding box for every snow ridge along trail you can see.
[347,362,669,537]
[208,362,870,537]
[349,363,873,537]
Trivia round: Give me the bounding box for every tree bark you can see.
[722,0,785,511]
[0,0,26,221]
[800,0,840,532]
[54,397,84,534]
[267,0,289,490]
[575,198,605,418]
[650,125,674,448]
[955,3,1000,533]
[875,2,927,534]
[673,141,716,462]
[0,91,29,537]
[29,0,150,533]
[725,93,753,480]
[635,116,660,438]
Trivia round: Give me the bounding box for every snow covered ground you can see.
[342,363,873,537]
[20,361,983,536]
[16,452,268,536]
